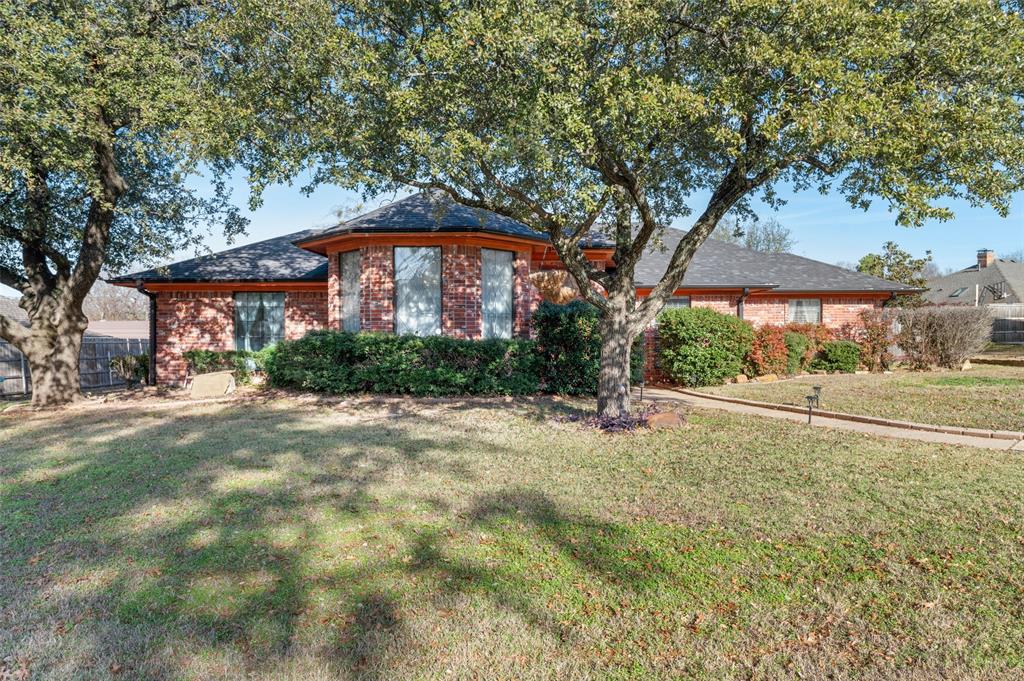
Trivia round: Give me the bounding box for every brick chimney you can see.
[977,249,995,269]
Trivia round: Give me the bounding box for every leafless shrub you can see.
[894,307,992,369]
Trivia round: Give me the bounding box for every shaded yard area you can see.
[699,365,1024,432]
[2,394,1023,679]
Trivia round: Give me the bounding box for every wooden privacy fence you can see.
[0,337,147,397]
[989,304,1024,344]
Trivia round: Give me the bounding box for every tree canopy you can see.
[711,218,795,253]
[223,0,1024,414]
[857,241,933,305]
[0,0,247,403]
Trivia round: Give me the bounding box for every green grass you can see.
[699,365,1024,431]
[981,343,1024,357]
[2,394,1024,679]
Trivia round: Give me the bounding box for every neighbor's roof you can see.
[108,228,328,285]
[0,296,28,322]
[924,258,1024,306]
[635,229,916,292]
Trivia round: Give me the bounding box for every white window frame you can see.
[394,246,442,336]
[340,250,361,332]
[481,248,514,339]
[787,298,822,324]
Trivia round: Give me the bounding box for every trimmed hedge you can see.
[657,307,753,387]
[182,348,272,384]
[533,301,644,395]
[265,331,540,396]
[811,340,861,373]
[783,332,809,375]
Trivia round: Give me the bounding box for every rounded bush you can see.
[747,325,789,377]
[811,340,861,373]
[656,307,753,386]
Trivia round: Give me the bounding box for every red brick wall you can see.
[360,245,395,331]
[155,291,234,385]
[327,252,341,329]
[822,296,883,326]
[442,245,483,338]
[155,289,328,385]
[514,249,538,338]
[691,293,738,316]
[285,291,328,339]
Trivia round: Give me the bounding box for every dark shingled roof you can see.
[110,196,911,293]
[296,191,558,245]
[635,228,915,292]
[109,228,328,284]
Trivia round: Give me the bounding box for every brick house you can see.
[110,192,913,385]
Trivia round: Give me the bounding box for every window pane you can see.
[787,299,821,324]
[340,250,361,332]
[234,292,284,351]
[395,247,441,336]
[665,296,691,309]
[482,249,514,339]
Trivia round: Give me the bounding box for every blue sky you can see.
[2,173,1022,299]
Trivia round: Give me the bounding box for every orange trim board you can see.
[635,288,896,298]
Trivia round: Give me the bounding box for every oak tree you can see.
[230,0,1024,416]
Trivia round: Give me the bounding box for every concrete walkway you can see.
[636,387,1024,451]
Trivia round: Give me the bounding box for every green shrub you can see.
[266,330,540,396]
[110,353,148,387]
[783,332,809,375]
[811,340,861,373]
[746,325,789,377]
[532,301,644,395]
[657,307,753,387]
[182,349,269,384]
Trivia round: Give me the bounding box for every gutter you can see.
[135,280,158,386]
[736,287,751,320]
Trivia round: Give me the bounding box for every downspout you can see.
[737,287,751,320]
[135,280,157,386]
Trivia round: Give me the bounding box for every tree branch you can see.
[0,311,29,348]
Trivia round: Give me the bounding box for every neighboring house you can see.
[924,249,1024,306]
[109,192,914,385]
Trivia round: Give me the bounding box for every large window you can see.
[395,246,442,336]
[787,298,821,324]
[340,250,361,332]
[665,296,691,309]
[482,249,514,339]
[234,292,285,351]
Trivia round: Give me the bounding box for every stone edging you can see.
[678,389,1024,442]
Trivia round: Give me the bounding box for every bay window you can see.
[340,250,361,332]
[482,249,514,339]
[394,246,442,336]
[234,292,284,351]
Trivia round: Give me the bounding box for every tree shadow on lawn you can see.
[3,399,1003,679]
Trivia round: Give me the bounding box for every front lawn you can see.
[698,365,1024,432]
[2,395,1023,679]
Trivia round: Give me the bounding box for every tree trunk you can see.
[596,295,634,419]
[23,316,87,408]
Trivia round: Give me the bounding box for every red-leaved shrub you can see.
[783,322,833,369]
[746,325,789,376]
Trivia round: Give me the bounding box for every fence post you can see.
[19,350,27,395]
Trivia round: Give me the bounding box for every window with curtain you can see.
[394,246,441,336]
[234,292,285,351]
[482,249,514,339]
[787,298,821,323]
[340,250,361,332]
